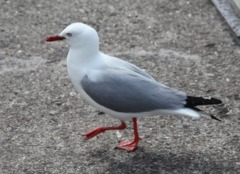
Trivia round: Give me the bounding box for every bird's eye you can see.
[66,33,72,37]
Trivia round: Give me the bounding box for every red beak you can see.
[46,35,65,42]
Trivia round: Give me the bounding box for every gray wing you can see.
[106,55,156,81]
[81,69,187,113]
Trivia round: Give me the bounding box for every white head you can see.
[46,23,99,53]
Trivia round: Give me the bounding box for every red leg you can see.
[83,121,127,140]
[116,118,140,152]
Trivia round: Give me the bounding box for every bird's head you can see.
[46,23,99,51]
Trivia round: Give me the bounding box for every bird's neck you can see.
[67,48,102,83]
[67,48,99,66]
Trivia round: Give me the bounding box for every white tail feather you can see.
[173,108,201,119]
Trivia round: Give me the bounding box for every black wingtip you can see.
[185,96,222,108]
[210,97,222,105]
[210,114,221,122]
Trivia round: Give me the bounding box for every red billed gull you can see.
[46,23,222,152]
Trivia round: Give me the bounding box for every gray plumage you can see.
[81,68,187,113]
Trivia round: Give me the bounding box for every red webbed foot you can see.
[116,139,140,152]
[115,118,140,152]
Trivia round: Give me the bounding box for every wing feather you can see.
[81,69,187,113]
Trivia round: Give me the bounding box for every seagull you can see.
[46,23,222,152]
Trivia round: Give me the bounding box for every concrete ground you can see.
[0,0,239,173]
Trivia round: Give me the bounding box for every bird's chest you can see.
[67,62,85,91]
[66,61,101,95]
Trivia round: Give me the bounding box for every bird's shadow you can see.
[88,148,236,173]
